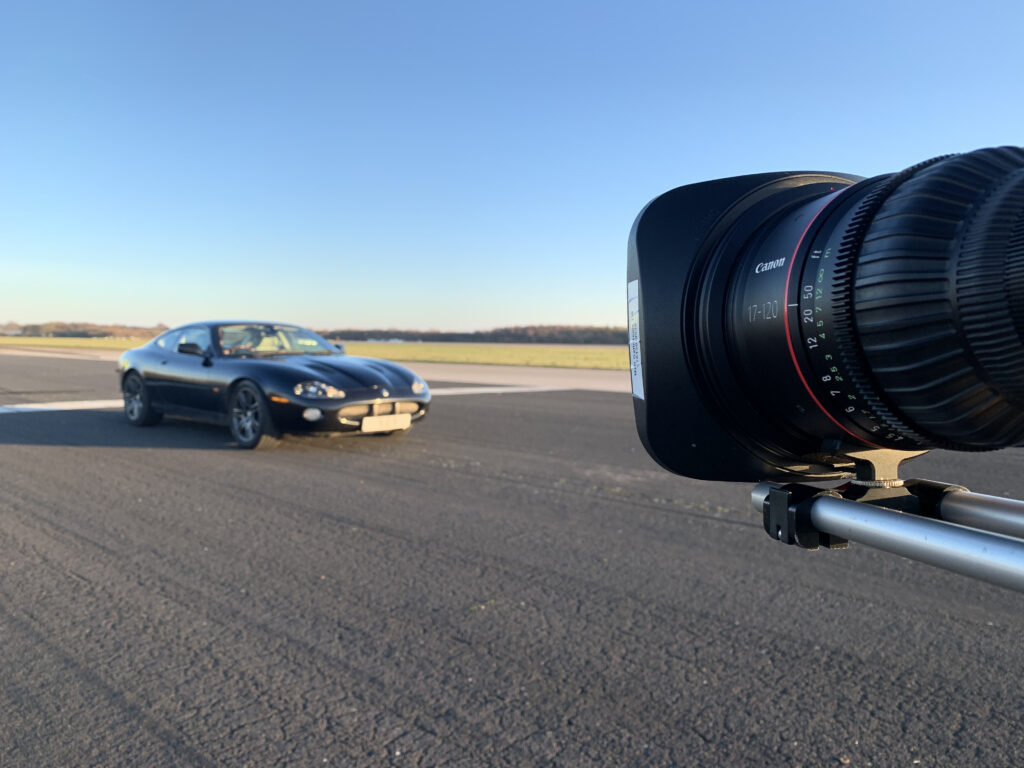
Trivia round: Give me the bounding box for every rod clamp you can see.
[754,483,848,550]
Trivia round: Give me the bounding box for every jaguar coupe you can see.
[117,321,430,447]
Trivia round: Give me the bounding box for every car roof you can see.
[169,320,304,330]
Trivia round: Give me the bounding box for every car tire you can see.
[228,381,280,449]
[122,371,163,426]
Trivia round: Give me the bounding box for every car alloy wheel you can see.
[124,377,143,421]
[122,372,162,426]
[229,382,277,449]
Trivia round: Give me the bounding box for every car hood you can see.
[265,354,421,392]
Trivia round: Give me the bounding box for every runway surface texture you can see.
[2,353,1023,766]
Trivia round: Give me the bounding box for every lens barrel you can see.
[629,146,1024,481]
[849,148,1024,448]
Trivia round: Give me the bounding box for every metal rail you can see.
[752,482,1024,593]
[808,496,1024,593]
[938,490,1024,541]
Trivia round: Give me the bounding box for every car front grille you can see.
[338,401,419,418]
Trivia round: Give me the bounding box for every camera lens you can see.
[696,147,1024,464]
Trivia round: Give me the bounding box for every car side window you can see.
[177,326,212,353]
[154,329,182,350]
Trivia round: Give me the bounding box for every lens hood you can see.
[628,171,866,481]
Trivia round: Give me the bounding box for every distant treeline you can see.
[321,325,628,345]
[2,321,628,345]
[3,321,167,338]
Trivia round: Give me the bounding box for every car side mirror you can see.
[334,343,346,354]
[178,342,212,364]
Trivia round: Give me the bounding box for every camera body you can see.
[627,148,1024,591]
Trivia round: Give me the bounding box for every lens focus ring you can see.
[853,147,1024,449]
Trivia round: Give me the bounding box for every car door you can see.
[141,328,182,407]
[161,326,221,413]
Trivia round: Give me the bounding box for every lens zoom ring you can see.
[855,147,1024,449]
[1007,208,1024,343]
[957,169,1024,408]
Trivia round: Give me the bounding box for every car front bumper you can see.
[266,394,430,435]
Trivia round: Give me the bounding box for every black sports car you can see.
[117,321,430,448]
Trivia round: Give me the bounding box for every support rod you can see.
[938,490,1024,541]
[808,496,1024,593]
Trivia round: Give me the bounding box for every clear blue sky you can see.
[2,0,1022,330]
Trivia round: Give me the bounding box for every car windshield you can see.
[216,324,338,357]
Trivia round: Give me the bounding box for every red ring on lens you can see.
[782,193,883,450]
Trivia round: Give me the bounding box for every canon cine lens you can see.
[708,146,1024,457]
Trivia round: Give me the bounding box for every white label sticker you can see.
[627,279,644,400]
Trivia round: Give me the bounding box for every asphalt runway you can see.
[2,354,1024,766]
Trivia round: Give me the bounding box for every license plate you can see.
[361,413,412,433]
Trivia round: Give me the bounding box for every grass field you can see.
[0,336,141,351]
[343,342,627,369]
[0,337,629,370]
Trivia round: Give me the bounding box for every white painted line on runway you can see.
[0,386,568,415]
[429,385,568,396]
[0,399,124,414]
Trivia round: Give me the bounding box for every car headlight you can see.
[293,380,346,399]
[411,378,428,394]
